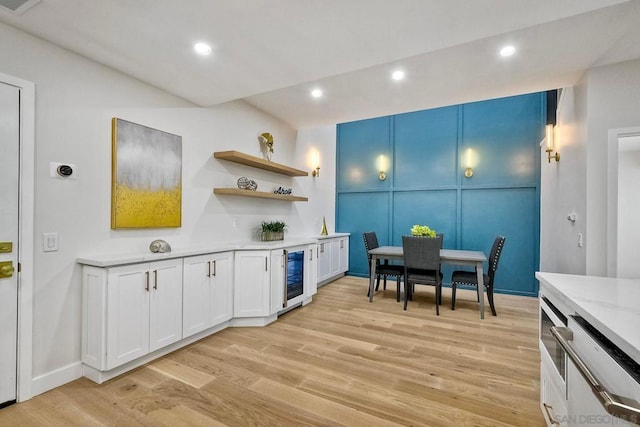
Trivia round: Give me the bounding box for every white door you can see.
[0,82,19,405]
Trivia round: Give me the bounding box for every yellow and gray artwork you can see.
[111,118,182,228]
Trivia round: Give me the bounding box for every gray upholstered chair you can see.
[451,235,506,316]
[401,235,443,314]
[363,231,404,302]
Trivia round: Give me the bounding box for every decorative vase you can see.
[261,231,284,241]
[320,216,328,235]
[266,150,273,162]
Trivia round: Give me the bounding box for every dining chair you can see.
[401,235,443,314]
[450,235,506,316]
[363,231,404,302]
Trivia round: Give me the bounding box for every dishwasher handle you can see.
[551,326,640,425]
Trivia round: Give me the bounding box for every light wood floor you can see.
[0,276,544,426]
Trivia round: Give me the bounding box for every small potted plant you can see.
[261,220,286,241]
[410,224,436,237]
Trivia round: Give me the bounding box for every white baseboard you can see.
[31,361,83,397]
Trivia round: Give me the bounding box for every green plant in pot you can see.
[410,224,436,237]
[261,220,286,241]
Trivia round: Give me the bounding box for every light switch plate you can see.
[43,232,59,252]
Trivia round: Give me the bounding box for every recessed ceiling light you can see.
[194,42,212,56]
[391,70,405,81]
[500,45,516,57]
[311,88,323,98]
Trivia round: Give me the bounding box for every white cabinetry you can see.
[183,251,233,338]
[305,243,318,299]
[317,235,349,285]
[83,258,183,371]
[234,251,271,317]
[270,250,286,313]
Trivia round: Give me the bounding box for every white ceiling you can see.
[1,0,639,128]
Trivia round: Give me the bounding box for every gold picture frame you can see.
[111,118,182,229]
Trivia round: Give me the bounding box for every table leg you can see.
[476,262,485,319]
[369,255,377,302]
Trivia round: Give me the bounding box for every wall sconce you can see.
[376,154,388,181]
[311,150,320,177]
[545,124,560,163]
[464,148,474,178]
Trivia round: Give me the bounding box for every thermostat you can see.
[50,162,77,179]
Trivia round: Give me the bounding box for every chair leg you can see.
[487,288,497,316]
[451,283,457,310]
[396,277,401,302]
[375,275,381,291]
[435,285,441,316]
[476,286,480,302]
[383,277,387,290]
[403,281,409,310]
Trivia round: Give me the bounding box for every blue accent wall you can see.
[336,92,544,296]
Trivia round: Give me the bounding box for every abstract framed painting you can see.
[111,118,182,229]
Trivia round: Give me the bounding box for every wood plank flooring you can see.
[0,276,545,426]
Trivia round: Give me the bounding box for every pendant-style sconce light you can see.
[545,124,560,163]
[311,150,320,177]
[376,155,388,181]
[464,148,474,178]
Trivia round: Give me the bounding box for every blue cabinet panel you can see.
[337,117,391,192]
[394,106,459,188]
[337,192,390,277]
[462,93,543,187]
[391,190,457,248]
[460,188,538,296]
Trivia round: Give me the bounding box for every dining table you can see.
[368,246,488,319]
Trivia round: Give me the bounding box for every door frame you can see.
[0,71,35,402]
[607,126,640,278]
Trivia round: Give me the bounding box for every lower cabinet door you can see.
[183,254,213,338]
[234,251,270,317]
[210,252,233,325]
[106,264,151,369]
[149,259,183,352]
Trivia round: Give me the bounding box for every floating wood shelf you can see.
[213,188,308,202]
[213,150,308,177]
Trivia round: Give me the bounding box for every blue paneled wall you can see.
[336,93,544,296]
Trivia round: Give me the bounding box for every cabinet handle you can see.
[265,257,268,271]
[309,249,313,261]
[212,260,216,277]
[145,271,150,291]
[340,240,344,249]
[551,325,640,423]
[153,270,158,290]
[542,403,560,426]
[207,261,211,278]
[320,243,324,253]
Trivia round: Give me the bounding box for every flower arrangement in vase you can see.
[410,224,436,237]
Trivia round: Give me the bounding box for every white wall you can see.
[540,58,640,277]
[539,85,587,274]
[293,126,337,236]
[585,59,640,276]
[0,21,336,396]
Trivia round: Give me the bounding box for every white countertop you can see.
[536,272,640,364]
[77,234,350,267]
[315,232,350,240]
